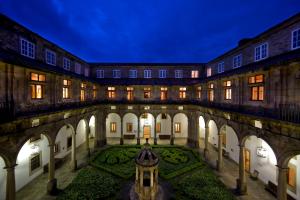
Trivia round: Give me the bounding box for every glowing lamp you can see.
[256,147,267,158]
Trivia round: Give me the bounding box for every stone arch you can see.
[198,115,206,139]
[208,119,218,148]
[106,113,122,143]
[54,124,76,159]
[139,113,155,142]
[219,124,240,163]
[88,115,96,138]
[76,119,88,148]
[0,153,9,200]
[123,113,138,143]
[173,112,188,139]
[156,113,172,145]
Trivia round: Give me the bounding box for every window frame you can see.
[174,122,181,133]
[160,87,168,100]
[175,70,183,78]
[96,69,104,78]
[75,62,81,74]
[233,54,242,68]
[129,69,137,78]
[107,87,116,99]
[63,57,71,71]
[291,28,300,50]
[143,87,151,99]
[191,70,199,78]
[63,79,71,99]
[207,67,212,77]
[126,123,133,133]
[110,122,117,133]
[45,49,56,66]
[223,80,232,100]
[218,62,225,73]
[29,152,42,175]
[159,69,167,78]
[248,74,265,101]
[112,69,121,78]
[179,87,187,99]
[144,70,152,78]
[126,87,134,100]
[254,42,268,61]
[20,38,35,59]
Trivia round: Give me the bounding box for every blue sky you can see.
[0,0,299,63]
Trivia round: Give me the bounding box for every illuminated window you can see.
[292,28,300,50]
[207,67,212,77]
[160,87,168,100]
[156,123,161,133]
[249,75,264,101]
[174,123,181,133]
[255,43,268,61]
[144,70,152,78]
[175,70,183,78]
[126,87,134,100]
[80,83,86,101]
[113,70,121,78]
[30,153,41,174]
[126,123,133,132]
[287,163,297,191]
[93,85,97,99]
[110,122,117,133]
[208,83,214,102]
[159,70,167,78]
[63,57,71,70]
[191,70,199,78]
[75,62,81,74]
[197,86,202,99]
[30,73,45,99]
[144,87,151,99]
[63,79,71,99]
[223,80,232,100]
[96,70,104,78]
[218,62,225,73]
[129,70,137,78]
[20,38,35,59]
[108,87,116,99]
[179,87,186,99]
[45,49,56,66]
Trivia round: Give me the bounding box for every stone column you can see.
[204,124,209,160]
[120,117,124,145]
[85,126,90,157]
[277,166,288,200]
[71,134,77,171]
[47,144,57,194]
[5,164,16,200]
[137,117,140,145]
[150,169,154,187]
[136,166,139,181]
[154,117,157,145]
[217,133,223,172]
[170,117,174,145]
[139,168,143,187]
[237,145,247,194]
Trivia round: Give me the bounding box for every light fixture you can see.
[31,144,40,155]
[256,147,267,158]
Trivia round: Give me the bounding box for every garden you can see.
[57,145,236,200]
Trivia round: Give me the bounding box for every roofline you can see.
[89,62,206,66]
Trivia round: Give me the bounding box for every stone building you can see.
[0,12,299,200]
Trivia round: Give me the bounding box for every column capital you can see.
[276,165,289,171]
[4,164,17,170]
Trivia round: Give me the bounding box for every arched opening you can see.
[55,124,75,160]
[123,113,138,145]
[198,116,205,148]
[76,119,87,149]
[88,115,96,150]
[15,134,50,192]
[244,136,277,185]
[106,113,121,145]
[139,113,155,144]
[156,113,171,145]
[220,125,239,163]
[208,120,218,148]
[0,155,7,200]
[284,154,300,200]
[173,113,188,145]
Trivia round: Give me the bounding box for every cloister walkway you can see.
[16,139,276,200]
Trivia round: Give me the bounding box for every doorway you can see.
[245,149,251,173]
[143,126,151,139]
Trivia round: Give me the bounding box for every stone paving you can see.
[16,138,276,200]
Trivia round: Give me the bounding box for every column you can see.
[217,133,223,171]
[135,167,139,181]
[137,117,140,145]
[150,169,154,187]
[237,145,247,194]
[85,126,90,157]
[154,117,157,145]
[139,168,143,187]
[170,117,174,145]
[120,117,124,145]
[204,124,209,160]
[5,164,16,200]
[47,144,57,194]
[277,166,288,200]
[71,134,77,171]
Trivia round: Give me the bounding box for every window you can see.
[248,74,264,101]
[197,86,202,99]
[45,49,56,66]
[30,72,45,99]
[54,143,60,154]
[208,83,214,102]
[30,153,41,174]
[218,62,225,73]
[84,67,89,77]
[126,123,133,133]
[93,85,97,99]
[175,70,183,78]
[67,136,72,149]
[156,123,161,133]
[287,163,297,192]
[175,123,181,133]
[161,113,167,119]
[222,133,226,147]
[126,87,134,100]
[113,70,121,78]
[191,70,199,78]
[233,54,242,68]
[224,80,232,100]
[129,70,137,78]
[20,38,35,59]
[110,122,117,133]
[96,70,104,78]
[292,29,300,50]
[159,70,167,78]
[207,67,212,77]
[75,62,81,74]
[179,87,186,99]
[144,87,151,99]
[63,79,71,99]
[80,83,86,101]
[63,57,71,70]
[144,70,152,78]
[160,87,168,100]
[108,87,116,99]
[255,43,268,61]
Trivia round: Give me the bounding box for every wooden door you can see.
[143,126,151,139]
[245,149,251,173]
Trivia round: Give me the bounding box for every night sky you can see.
[0,0,300,63]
